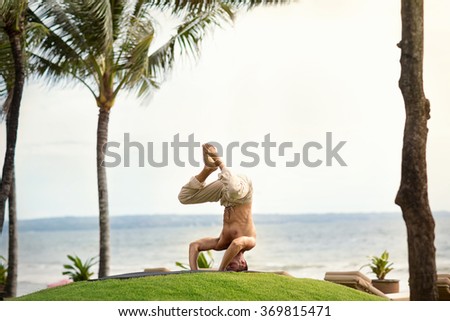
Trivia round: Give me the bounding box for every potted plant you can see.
[176,251,214,270]
[0,256,7,294]
[62,255,97,282]
[363,250,399,294]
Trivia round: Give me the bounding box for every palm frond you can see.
[0,88,13,121]
[132,0,149,18]
[64,0,114,54]
[0,0,28,28]
[25,0,292,105]
[29,52,97,96]
[27,5,94,81]
[28,0,113,75]
[146,0,291,15]
[111,0,126,41]
[28,1,87,57]
[223,0,292,10]
[0,33,14,97]
[1,1,25,119]
[114,8,157,95]
[118,29,155,90]
[144,3,233,93]
[27,2,107,95]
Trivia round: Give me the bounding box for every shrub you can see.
[0,255,7,286]
[62,255,97,281]
[363,250,394,280]
[176,251,214,270]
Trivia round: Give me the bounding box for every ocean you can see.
[1,212,450,297]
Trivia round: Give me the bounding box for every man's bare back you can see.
[178,143,256,271]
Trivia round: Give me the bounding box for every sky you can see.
[1,0,450,219]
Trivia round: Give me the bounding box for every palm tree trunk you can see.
[5,170,17,298]
[0,24,25,235]
[395,0,438,301]
[97,107,110,278]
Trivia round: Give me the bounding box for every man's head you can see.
[225,252,248,272]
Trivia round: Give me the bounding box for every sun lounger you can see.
[437,274,450,301]
[143,267,170,273]
[324,271,389,299]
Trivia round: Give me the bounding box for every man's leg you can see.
[219,236,256,271]
[194,143,221,182]
[195,166,216,184]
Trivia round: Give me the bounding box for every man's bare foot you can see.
[203,143,222,167]
[202,144,221,168]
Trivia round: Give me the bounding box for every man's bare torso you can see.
[217,203,256,250]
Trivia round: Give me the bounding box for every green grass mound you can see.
[16,272,386,301]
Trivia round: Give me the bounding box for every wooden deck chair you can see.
[324,271,389,299]
[437,274,450,301]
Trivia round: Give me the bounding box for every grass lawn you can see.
[15,272,386,301]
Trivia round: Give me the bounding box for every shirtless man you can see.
[178,143,256,271]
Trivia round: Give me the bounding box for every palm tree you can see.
[5,173,17,297]
[28,0,288,278]
[0,0,28,298]
[0,0,27,234]
[396,0,437,300]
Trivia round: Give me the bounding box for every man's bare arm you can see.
[218,236,256,271]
